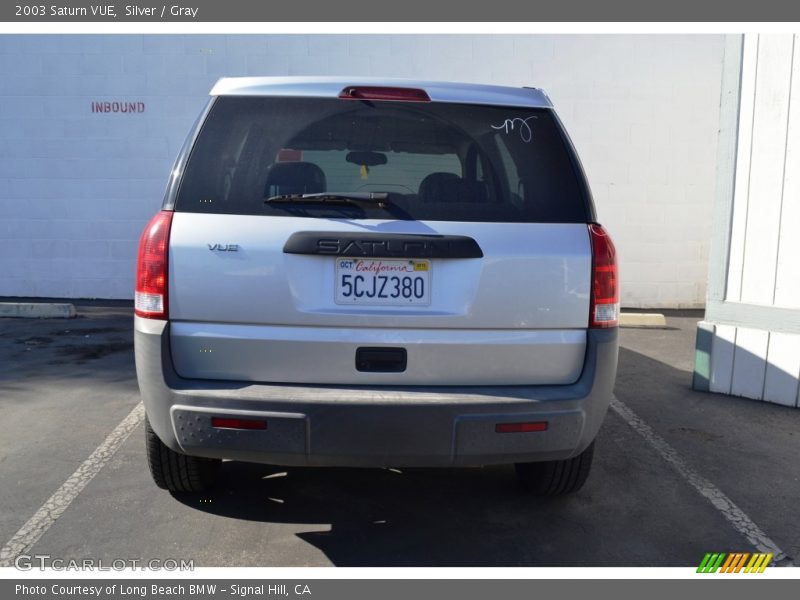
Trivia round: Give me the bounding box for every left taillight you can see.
[135,211,174,320]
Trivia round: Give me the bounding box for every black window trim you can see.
[165,96,597,223]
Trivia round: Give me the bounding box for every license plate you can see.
[335,258,431,306]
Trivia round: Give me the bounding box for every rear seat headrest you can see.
[265,162,326,197]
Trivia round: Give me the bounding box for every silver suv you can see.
[135,77,619,495]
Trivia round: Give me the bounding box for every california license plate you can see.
[335,258,431,306]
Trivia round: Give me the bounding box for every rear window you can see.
[175,96,590,223]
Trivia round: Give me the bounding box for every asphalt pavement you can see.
[0,307,797,567]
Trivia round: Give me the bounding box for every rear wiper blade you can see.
[265,192,390,207]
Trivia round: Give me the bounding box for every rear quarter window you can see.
[175,96,592,223]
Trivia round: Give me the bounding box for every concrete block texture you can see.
[619,313,667,328]
[0,34,724,304]
[0,302,76,318]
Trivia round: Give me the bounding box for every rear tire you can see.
[514,442,595,495]
[145,415,221,492]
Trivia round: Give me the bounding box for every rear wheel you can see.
[145,416,221,492]
[514,442,595,495]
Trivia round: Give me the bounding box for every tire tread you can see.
[514,442,595,496]
[145,416,220,492]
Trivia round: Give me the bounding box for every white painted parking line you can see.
[0,402,145,567]
[610,396,791,565]
[0,395,791,568]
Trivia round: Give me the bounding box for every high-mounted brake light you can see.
[338,86,431,102]
[135,211,173,320]
[588,223,619,328]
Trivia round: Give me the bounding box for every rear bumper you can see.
[169,322,587,385]
[135,317,618,467]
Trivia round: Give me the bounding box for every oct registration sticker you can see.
[335,259,431,306]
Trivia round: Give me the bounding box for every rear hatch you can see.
[166,91,594,386]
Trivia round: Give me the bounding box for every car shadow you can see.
[166,340,800,567]
[170,461,592,566]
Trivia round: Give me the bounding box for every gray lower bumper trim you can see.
[135,317,618,467]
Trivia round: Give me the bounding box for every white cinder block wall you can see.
[0,34,724,305]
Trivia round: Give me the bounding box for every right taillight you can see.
[135,211,173,320]
[588,223,618,328]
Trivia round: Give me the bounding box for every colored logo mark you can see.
[697,552,773,573]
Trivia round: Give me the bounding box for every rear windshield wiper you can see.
[265,192,390,208]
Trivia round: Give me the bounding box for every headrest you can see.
[264,162,326,197]
[419,172,487,204]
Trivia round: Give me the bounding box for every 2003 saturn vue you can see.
[134,77,619,495]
